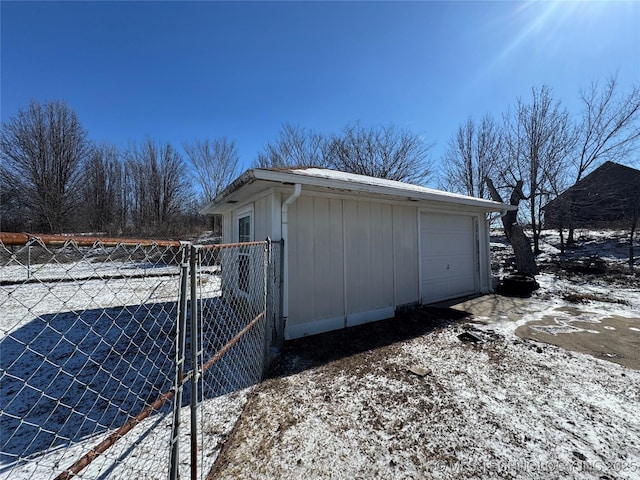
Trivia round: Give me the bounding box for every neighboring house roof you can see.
[544,161,640,228]
[201,167,514,215]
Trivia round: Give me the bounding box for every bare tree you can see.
[255,123,330,168]
[184,137,239,235]
[0,173,27,232]
[81,144,124,234]
[566,76,640,243]
[545,162,572,253]
[254,122,433,184]
[183,137,239,203]
[575,75,640,181]
[485,177,539,276]
[125,139,191,235]
[626,179,640,270]
[0,100,91,232]
[499,86,575,254]
[329,123,433,184]
[442,115,501,198]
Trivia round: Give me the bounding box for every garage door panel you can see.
[423,235,473,256]
[421,212,477,303]
[422,254,474,276]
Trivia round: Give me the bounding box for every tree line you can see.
[0,105,432,236]
[1,74,639,246]
[0,101,238,236]
[1,110,189,236]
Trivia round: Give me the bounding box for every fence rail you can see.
[0,233,282,480]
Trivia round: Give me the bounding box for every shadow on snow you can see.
[0,297,263,467]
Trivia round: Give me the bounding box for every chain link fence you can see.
[0,234,282,480]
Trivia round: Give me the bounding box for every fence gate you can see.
[0,234,282,480]
[185,240,281,479]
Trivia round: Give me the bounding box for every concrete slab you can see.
[436,294,640,371]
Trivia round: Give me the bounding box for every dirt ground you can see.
[205,230,640,479]
[206,306,640,480]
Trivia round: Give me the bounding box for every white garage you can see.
[201,168,512,340]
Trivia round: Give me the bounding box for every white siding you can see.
[392,205,419,306]
[286,195,414,338]
[287,196,345,337]
[220,190,496,339]
[343,200,394,326]
[217,182,497,340]
[222,212,232,244]
[222,193,274,243]
[253,195,272,241]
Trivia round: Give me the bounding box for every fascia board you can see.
[253,169,514,212]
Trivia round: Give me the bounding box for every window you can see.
[238,215,251,243]
[237,213,252,292]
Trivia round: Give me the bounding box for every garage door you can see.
[420,212,477,303]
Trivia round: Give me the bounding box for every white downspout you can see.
[281,184,302,331]
[487,208,509,223]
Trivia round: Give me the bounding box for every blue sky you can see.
[2,1,639,186]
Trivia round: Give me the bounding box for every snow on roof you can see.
[202,167,514,215]
[286,167,501,204]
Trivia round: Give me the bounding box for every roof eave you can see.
[201,168,515,215]
[199,169,258,216]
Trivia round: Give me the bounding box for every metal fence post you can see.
[263,239,271,374]
[169,244,190,480]
[189,245,200,480]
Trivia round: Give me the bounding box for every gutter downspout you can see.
[487,208,509,223]
[281,184,302,335]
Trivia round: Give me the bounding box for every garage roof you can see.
[201,167,515,215]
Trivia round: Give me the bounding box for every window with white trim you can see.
[237,209,252,293]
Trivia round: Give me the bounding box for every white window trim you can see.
[235,204,254,242]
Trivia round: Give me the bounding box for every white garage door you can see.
[420,212,477,303]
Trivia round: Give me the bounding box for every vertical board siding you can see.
[393,205,419,306]
[253,195,271,241]
[290,196,314,324]
[313,198,345,321]
[288,196,345,329]
[344,200,394,319]
[344,200,369,315]
[369,203,394,309]
[219,188,493,339]
[288,196,401,335]
[222,213,232,244]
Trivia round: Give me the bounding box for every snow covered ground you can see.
[2,229,639,479]
[207,229,640,479]
[209,326,639,479]
[1,386,252,480]
[0,244,225,480]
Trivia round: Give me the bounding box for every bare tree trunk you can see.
[567,225,576,245]
[630,221,637,271]
[485,177,539,276]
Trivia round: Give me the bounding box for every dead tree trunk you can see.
[485,177,539,276]
[630,230,636,271]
